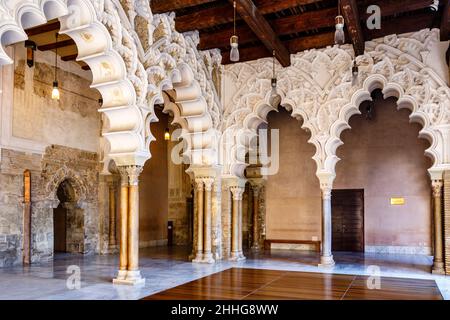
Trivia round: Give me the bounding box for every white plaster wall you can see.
[1,44,100,155]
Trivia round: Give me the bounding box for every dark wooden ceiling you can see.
[152,0,450,66]
[21,0,450,69]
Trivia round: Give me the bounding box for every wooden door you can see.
[331,189,364,252]
[53,205,67,253]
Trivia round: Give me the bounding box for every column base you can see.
[107,245,118,254]
[202,252,215,264]
[113,269,127,281]
[113,270,145,286]
[432,261,445,275]
[229,252,246,261]
[192,253,204,263]
[318,255,335,268]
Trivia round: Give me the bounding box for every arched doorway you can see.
[53,179,84,254]
[334,90,432,256]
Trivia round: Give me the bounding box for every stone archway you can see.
[53,179,85,253]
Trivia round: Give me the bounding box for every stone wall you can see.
[0,145,102,267]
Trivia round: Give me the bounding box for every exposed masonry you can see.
[0,146,102,267]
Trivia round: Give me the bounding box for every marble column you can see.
[230,186,245,261]
[444,171,450,275]
[113,166,145,285]
[251,184,261,251]
[192,179,204,262]
[203,178,215,263]
[23,170,31,265]
[432,179,445,274]
[125,166,144,284]
[108,178,117,250]
[319,186,335,267]
[114,168,129,281]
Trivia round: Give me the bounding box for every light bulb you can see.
[270,78,277,97]
[352,63,359,86]
[164,128,171,141]
[52,81,60,100]
[334,15,345,45]
[230,35,239,62]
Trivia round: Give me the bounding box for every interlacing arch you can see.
[221,29,450,179]
[0,0,221,169]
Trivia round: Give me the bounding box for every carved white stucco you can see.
[0,0,221,169]
[222,29,450,182]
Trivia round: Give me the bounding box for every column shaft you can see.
[231,197,240,258]
[203,180,214,263]
[251,186,260,250]
[320,188,335,267]
[108,182,117,248]
[193,181,204,262]
[118,179,128,276]
[127,184,139,271]
[432,180,444,274]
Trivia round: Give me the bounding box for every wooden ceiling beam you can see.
[222,9,435,65]
[61,54,78,61]
[365,11,435,40]
[176,0,322,32]
[231,0,291,67]
[151,0,217,14]
[25,21,60,36]
[341,0,365,56]
[441,0,450,40]
[358,0,434,20]
[200,7,336,50]
[38,39,75,51]
[199,0,432,51]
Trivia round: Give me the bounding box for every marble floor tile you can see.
[0,246,448,300]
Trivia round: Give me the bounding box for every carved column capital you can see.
[432,179,443,197]
[321,187,332,200]
[195,178,204,192]
[126,166,143,186]
[202,177,215,192]
[117,167,130,187]
[230,186,245,201]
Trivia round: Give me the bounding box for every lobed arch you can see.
[329,74,442,178]
[221,29,450,181]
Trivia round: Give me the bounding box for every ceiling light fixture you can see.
[334,0,345,45]
[164,128,171,141]
[230,1,239,62]
[430,0,439,11]
[24,40,36,68]
[271,50,277,97]
[352,60,359,86]
[52,32,60,100]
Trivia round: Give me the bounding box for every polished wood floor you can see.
[145,268,442,300]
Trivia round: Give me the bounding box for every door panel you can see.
[332,189,364,252]
[53,205,67,253]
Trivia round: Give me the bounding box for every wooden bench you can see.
[264,239,321,252]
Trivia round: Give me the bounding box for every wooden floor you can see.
[145,268,443,300]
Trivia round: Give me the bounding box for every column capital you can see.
[317,172,335,190]
[230,186,245,201]
[194,178,204,192]
[117,167,129,187]
[202,177,215,192]
[126,165,143,186]
[432,179,443,197]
